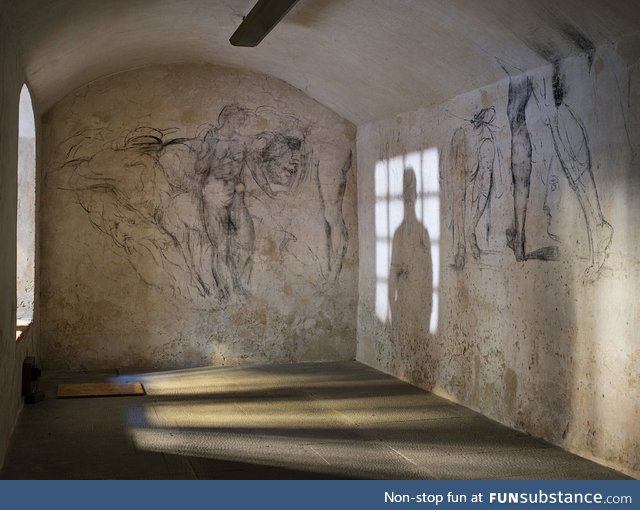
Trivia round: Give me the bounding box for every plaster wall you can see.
[41,64,357,371]
[0,17,39,468]
[6,0,640,125]
[357,42,640,477]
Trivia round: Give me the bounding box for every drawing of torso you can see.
[58,104,353,303]
[210,136,246,181]
[197,133,255,300]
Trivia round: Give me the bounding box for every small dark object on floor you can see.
[25,391,44,404]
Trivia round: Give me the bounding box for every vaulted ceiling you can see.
[2,0,640,124]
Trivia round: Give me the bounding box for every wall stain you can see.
[504,367,518,413]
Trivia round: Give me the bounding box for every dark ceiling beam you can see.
[230,0,301,47]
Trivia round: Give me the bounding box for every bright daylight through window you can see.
[17,84,36,337]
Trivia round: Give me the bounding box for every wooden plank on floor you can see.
[56,382,145,399]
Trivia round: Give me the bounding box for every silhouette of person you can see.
[388,168,433,360]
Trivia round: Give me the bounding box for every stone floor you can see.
[0,361,631,479]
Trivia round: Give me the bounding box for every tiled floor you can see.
[0,361,631,479]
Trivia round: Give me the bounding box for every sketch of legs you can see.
[506,74,533,262]
[546,104,613,279]
[469,156,492,260]
[228,183,255,295]
[317,149,352,281]
[468,107,497,260]
[525,61,613,278]
[543,162,562,243]
[202,176,236,300]
[449,127,468,269]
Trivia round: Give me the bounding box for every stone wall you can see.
[41,64,358,370]
[0,15,39,469]
[356,42,640,477]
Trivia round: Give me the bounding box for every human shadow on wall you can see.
[388,168,433,385]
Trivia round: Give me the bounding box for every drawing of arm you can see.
[317,148,352,281]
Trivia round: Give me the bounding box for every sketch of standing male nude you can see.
[447,106,500,270]
[503,60,612,279]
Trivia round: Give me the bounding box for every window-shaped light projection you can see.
[375,148,439,334]
[17,84,36,327]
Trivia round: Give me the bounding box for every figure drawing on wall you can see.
[447,106,501,270]
[57,104,352,302]
[504,59,613,280]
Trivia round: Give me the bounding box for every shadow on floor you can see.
[0,361,632,480]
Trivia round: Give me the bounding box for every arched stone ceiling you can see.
[2,0,640,124]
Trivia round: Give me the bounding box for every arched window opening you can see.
[17,84,36,333]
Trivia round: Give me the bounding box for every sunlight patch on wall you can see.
[374,148,440,333]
